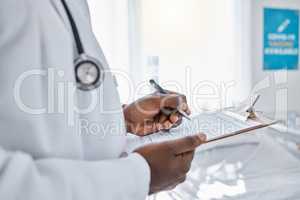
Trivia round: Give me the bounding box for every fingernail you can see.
[156,124,161,131]
[166,123,172,129]
[174,115,179,122]
[157,124,162,130]
[198,134,207,141]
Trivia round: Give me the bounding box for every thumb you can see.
[170,134,207,155]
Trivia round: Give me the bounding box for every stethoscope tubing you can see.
[60,0,85,55]
[60,0,105,91]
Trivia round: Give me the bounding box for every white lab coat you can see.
[0,0,150,199]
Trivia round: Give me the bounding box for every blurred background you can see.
[87,0,299,117]
[86,0,300,199]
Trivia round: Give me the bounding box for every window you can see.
[129,0,252,111]
[87,0,252,110]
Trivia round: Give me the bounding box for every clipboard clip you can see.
[245,95,261,121]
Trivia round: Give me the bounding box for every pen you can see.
[149,79,191,121]
[247,95,260,113]
[251,95,260,108]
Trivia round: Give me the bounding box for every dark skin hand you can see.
[135,134,207,194]
[123,92,191,136]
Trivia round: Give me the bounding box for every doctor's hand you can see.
[135,134,206,194]
[123,92,191,136]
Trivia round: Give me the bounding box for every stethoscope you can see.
[61,0,105,91]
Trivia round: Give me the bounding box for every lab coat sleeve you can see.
[0,147,150,200]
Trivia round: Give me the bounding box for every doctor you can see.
[0,0,206,199]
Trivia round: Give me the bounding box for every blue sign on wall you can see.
[264,8,299,70]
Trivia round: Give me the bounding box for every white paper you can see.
[126,112,254,153]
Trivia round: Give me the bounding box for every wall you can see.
[87,0,131,102]
[138,0,252,110]
[251,0,300,115]
[87,0,129,69]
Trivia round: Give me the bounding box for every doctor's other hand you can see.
[123,92,191,136]
[135,134,207,194]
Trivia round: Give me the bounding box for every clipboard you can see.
[204,121,279,144]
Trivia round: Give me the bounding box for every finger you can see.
[158,112,181,130]
[169,113,180,124]
[158,114,168,124]
[162,120,173,130]
[170,134,207,155]
[170,117,183,129]
[164,95,191,117]
[155,114,174,132]
[134,125,155,136]
[159,94,192,118]
[156,114,181,132]
[163,91,188,109]
[154,121,164,132]
[136,120,161,135]
[161,94,184,109]
[155,91,189,109]
[178,102,191,115]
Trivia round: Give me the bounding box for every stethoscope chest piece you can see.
[75,54,105,91]
[61,0,105,91]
